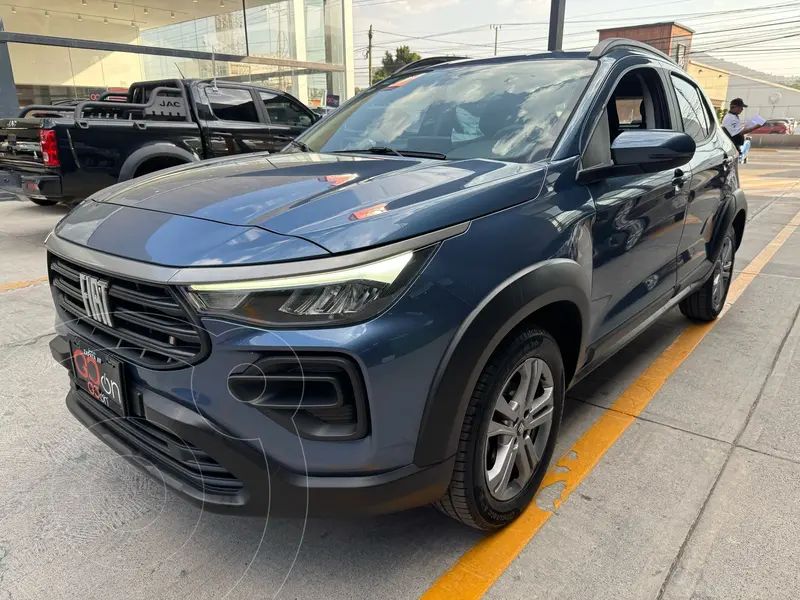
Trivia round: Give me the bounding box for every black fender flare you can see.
[413,259,591,467]
[118,143,199,182]
[709,188,747,262]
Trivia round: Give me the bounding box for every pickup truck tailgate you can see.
[0,118,48,169]
[0,117,68,201]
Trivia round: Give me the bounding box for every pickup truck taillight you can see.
[39,129,60,167]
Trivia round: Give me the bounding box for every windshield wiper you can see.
[332,146,447,160]
[288,139,311,152]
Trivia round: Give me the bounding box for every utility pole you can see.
[490,24,501,56]
[547,0,566,52]
[368,25,374,86]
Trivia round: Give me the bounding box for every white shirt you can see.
[722,113,743,136]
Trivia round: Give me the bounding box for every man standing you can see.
[722,98,761,150]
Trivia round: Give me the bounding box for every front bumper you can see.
[53,336,454,517]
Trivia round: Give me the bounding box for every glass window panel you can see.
[260,91,313,126]
[206,87,260,122]
[8,43,279,109]
[0,1,247,55]
[245,0,295,60]
[672,75,711,142]
[322,0,344,66]
[301,60,596,163]
[8,44,145,93]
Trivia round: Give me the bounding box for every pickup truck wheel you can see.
[680,227,736,321]
[434,327,563,531]
[29,198,59,206]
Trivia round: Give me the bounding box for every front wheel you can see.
[680,227,736,321]
[29,198,59,206]
[434,327,564,531]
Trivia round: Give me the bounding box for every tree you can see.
[373,46,421,82]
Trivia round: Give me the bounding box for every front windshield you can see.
[297,59,596,163]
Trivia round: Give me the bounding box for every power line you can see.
[367,20,800,60]
[355,5,800,83]
[370,8,800,55]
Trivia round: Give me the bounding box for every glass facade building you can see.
[0,0,354,112]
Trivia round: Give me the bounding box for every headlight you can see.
[183,246,435,327]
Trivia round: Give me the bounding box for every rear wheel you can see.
[28,198,59,206]
[434,327,564,531]
[680,227,736,321]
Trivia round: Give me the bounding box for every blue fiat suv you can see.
[47,39,746,530]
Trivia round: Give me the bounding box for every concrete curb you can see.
[749,135,800,149]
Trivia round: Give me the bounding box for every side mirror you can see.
[578,130,696,183]
[611,130,696,172]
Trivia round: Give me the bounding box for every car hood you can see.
[87,152,548,255]
[54,200,328,267]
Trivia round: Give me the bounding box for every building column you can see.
[0,18,19,116]
[342,0,355,98]
[290,0,309,105]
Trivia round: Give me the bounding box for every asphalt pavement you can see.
[0,150,799,600]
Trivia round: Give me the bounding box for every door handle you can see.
[672,168,690,191]
[722,154,735,170]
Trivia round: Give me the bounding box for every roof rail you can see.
[393,56,468,75]
[589,38,675,63]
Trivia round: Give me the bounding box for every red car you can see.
[753,119,791,134]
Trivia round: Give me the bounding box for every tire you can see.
[434,326,564,531]
[679,227,736,321]
[29,198,59,206]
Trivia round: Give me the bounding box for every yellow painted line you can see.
[0,276,47,292]
[748,148,779,153]
[740,181,799,191]
[741,180,799,188]
[421,205,800,600]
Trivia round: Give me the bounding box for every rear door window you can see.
[206,87,260,122]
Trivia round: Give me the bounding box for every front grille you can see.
[76,389,243,496]
[48,253,208,369]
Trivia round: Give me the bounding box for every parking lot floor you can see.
[0,150,799,600]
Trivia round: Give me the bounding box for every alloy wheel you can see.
[484,357,554,501]
[712,236,734,310]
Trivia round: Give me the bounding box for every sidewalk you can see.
[475,151,800,600]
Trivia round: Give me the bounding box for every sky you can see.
[350,0,800,89]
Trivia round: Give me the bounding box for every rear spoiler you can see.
[18,82,190,122]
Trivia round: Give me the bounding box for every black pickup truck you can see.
[0,78,318,206]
